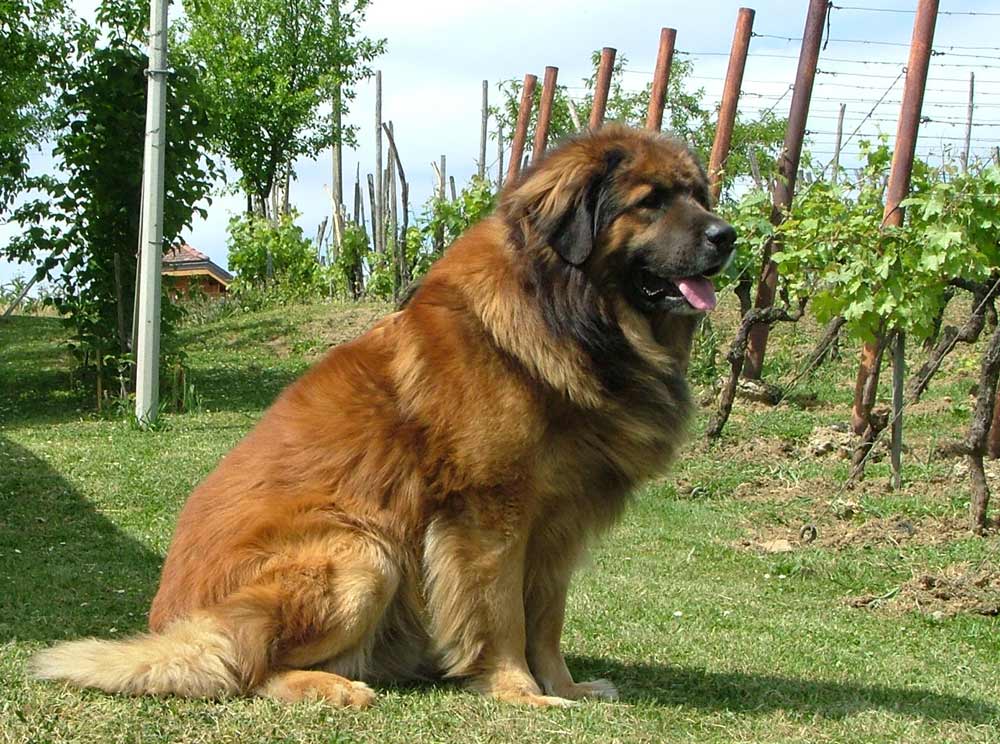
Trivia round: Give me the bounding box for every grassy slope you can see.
[0,299,997,744]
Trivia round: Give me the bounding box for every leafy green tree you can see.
[0,0,83,211]
[184,0,384,216]
[4,7,215,392]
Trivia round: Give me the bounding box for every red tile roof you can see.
[164,243,212,264]
[163,242,233,285]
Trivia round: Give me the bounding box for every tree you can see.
[184,0,384,217]
[4,5,215,397]
[0,0,82,211]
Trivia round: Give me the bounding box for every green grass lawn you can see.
[1,299,997,743]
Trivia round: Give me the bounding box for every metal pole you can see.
[479,80,488,180]
[374,70,383,254]
[589,47,617,129]
[707,7,755,201]
[134,0,168,425]
[743,0,828,380]
[506,74,536,183]
[646,28,677,132]
[532,66,559,163]
[832,103,846,184]
[851,0,939,433]
[891,331,905,489]
[962,71,974,173]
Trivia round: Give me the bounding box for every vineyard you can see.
[300,0,1000,535]
[2,0,1000,741]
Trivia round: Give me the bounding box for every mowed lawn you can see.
[1,298,997,743]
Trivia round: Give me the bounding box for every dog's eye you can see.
[637,188,669,210]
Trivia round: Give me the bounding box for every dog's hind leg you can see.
[34,531,399,706]
[241,533,402,707]
[257,670,376,708]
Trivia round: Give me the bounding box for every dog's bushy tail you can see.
[30,614,248,698]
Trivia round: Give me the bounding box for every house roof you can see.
[163,243,233,285]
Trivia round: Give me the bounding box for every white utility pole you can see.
[134,0,169,425]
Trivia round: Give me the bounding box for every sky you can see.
[2,0,999,286]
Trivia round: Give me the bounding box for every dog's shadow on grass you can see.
[0,435,162,643]
[568,655,997,724]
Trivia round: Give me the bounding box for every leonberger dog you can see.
[33,125,735,707]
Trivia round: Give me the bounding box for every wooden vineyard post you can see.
[832,103,846,184]
[707,7,755,202]
[567,98,582,132]
[589,47,616,129]
[433,155,446,254]
[742,0,827,380]
[497,124,505,190]
[383,123,410,290]
[962,72,974,173]
[506,74,537,183]
[852,0,938,445]
[645,28,676,132]
[479,80,488,180]
[374,70,384,254]
[532,66,558,164]
[387,122,399,300]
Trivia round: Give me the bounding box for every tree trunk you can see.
[806,316,846,372]
[968,321,1000,533]
[850,334,889,481]
[908,281,995,403]
[706,303,805,438]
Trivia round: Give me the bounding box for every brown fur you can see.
[32,125,726,707]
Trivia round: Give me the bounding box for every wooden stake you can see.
[646,28,677,132]
[532,66,559,163]
[851,0,939,434]
[479,80,488,180]
[367,173,376,254]
[374,70,384,254]
[506,74,537,183]
[567,97,582,132]
[962,72,974,173]
[744,0,830,379]
[589,48,617,129]
[832,103,846,184]
[387,122,399,300]
[383,122,411,287]
[707,8,754,200]
[497,124,505,189]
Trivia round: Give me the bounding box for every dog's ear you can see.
[503,146,627,266]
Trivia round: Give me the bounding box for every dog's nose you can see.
[705,220,737,253]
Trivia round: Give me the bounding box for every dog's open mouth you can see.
[638,270,718,312]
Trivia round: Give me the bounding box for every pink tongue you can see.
[674,276,718,312]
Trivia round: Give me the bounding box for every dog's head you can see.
[500,125,735,319]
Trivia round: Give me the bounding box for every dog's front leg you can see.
[525,558,619,702]
[424,517,576,707]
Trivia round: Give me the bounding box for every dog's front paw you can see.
[550,678,619,701]
[576,678,619,700]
